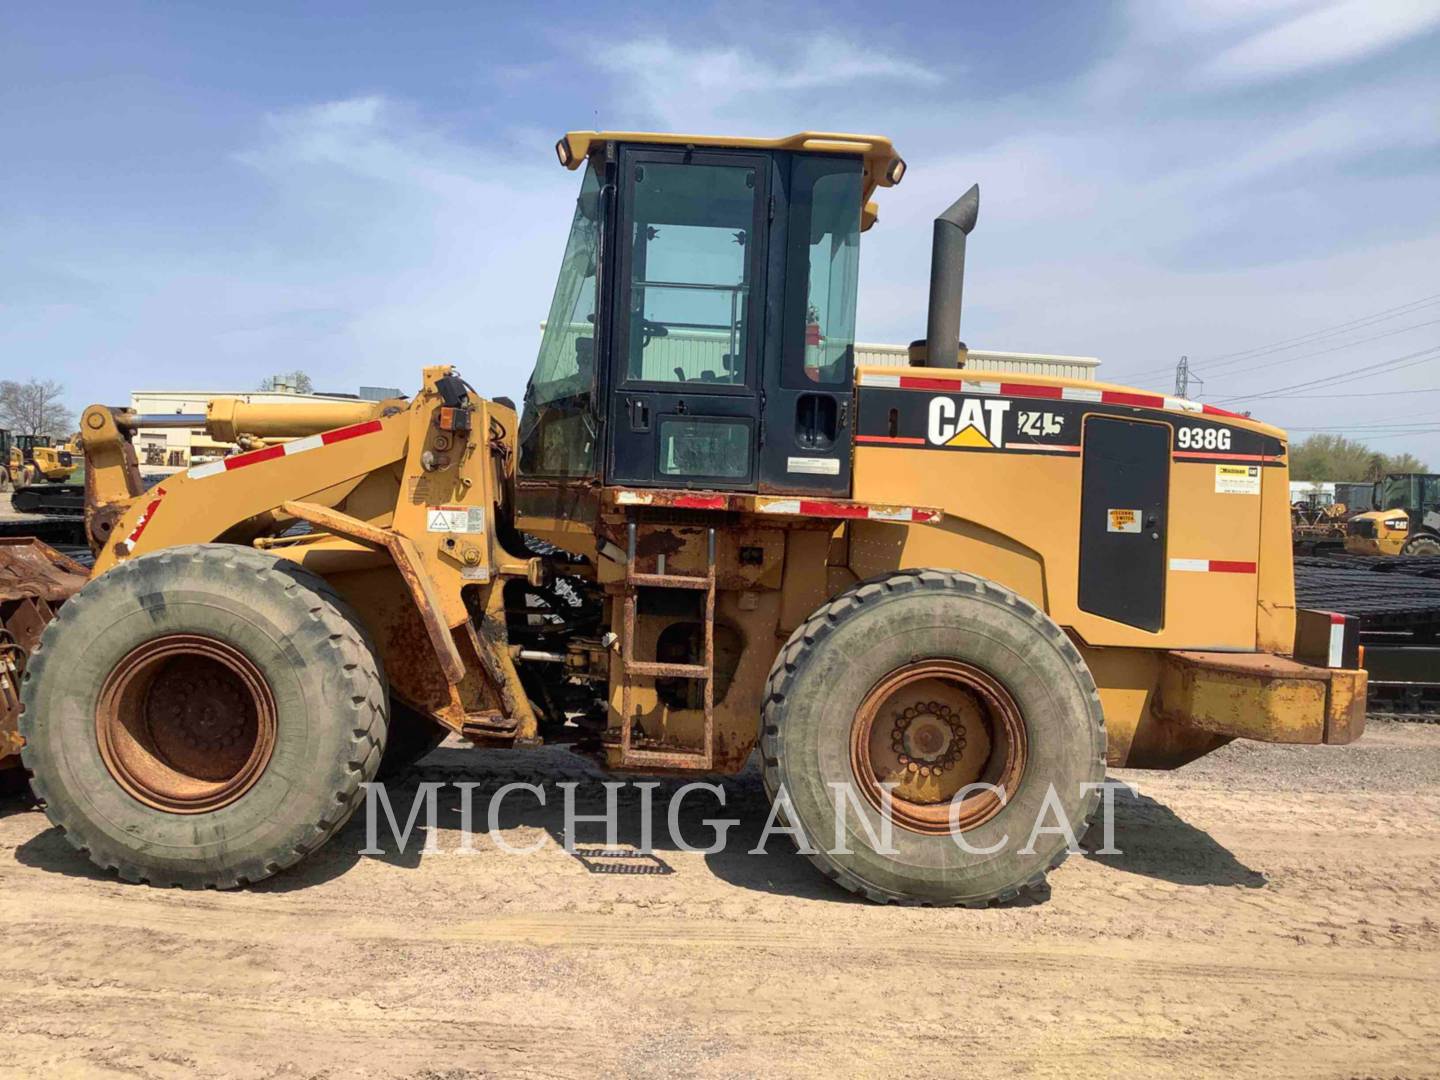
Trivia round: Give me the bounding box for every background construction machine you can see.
[7,433,77,487]
[1346,473,1440,556]
[5,130,1366,906]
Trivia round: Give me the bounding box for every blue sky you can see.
[3,1,1439,461]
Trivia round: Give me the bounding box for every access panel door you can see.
[1078,417,1170,631]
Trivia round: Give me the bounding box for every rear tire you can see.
[761,569,1106,906]
[19,544,387,888]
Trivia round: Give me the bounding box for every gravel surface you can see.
[1,720,1438,1078]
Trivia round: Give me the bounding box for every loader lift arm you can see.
[77,367,541,740]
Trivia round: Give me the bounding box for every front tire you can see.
[1401,535,1440,556]
[761,569,1106,906]
[19,544,387,888]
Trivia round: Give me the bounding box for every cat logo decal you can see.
[927,397,1011,449]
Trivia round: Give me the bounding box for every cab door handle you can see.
[627,398,651,431]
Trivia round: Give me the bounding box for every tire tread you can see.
[19,544,387,889]
[759,567,1106,907]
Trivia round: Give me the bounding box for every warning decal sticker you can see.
[1107,508,1142,534]
[426,505,486,533]
[1215,464,1261,495]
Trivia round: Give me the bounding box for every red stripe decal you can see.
[224,444,286,470]
[1174,451,1275,462]
[321,419,384,445]
[896,376,965,392]
[1209,560,1257,574]
[1000,382,1063,399]
[798,500,870,518]
[1102,390,1165,408]
[123,487,167,548]
[1202,404,1246,419]
[673,494,728,509]
[1329,612,1346,625]
[856,434,927,445]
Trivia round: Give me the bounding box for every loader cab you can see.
[15,434,51,461]
[519,131,904,502]
[1376,473,1440,515]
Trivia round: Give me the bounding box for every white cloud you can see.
[239,95,492,201]
[1197,0,1440,85]
[9,14,1437,464]
[1128,0,1321,41]
[594,34,942,129]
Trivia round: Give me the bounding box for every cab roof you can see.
[555,130,905,230]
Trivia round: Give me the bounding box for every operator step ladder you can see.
[617,523,716,770]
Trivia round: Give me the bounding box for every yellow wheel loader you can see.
[1345,473,1440,556]
[8,433,77,486]
[5,131,1367,904]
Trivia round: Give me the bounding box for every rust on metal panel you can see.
[1,540,87,769]
[468,584,540,740]
[603,486,943,524]
[1322,667,1367,745]
[0,538,90,604]
[1155,650,1365,746]
[633,529,686,559]
[94,633,278,814]
[628,572,712,591]
[281,500,466,685]
[4,597,52,654]
[850,659,1027,834]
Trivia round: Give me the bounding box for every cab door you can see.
[757,154,863,496]
[606,147,769,489]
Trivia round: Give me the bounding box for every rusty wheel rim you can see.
[96,635,277,814]
[850,659,1027,835]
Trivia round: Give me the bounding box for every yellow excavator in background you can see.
[2,129,1368,906]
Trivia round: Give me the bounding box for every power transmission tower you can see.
[1174,355,1204,399]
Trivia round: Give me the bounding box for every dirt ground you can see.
[2,720,1438,1079]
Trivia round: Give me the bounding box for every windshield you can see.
[1423,476,1440,509]
[1380,475,1440,511]
[519,162,604,478]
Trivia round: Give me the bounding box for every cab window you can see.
[783,157,862,388]
[624,161,758,386]
[519,163,603,477]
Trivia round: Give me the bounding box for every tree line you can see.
[1289,433,1427,482]
[0,379,73,438]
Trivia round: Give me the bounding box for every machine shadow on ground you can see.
[9,743,1265,898]
[1081,785,1267,889]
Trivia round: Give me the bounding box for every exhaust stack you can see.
[923,184,980,368]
